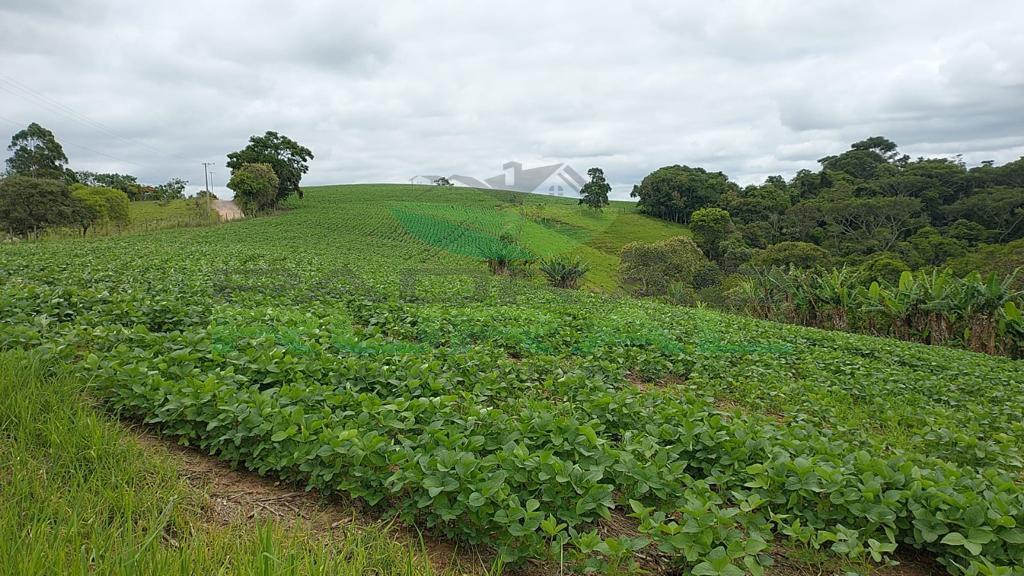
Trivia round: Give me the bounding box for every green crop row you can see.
[2,185,1023,574]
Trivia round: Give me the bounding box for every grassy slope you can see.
[37,199,219,241]
[0,350,475,576]
[303,184,689,290]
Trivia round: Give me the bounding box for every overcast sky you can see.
[2,1,1023,199]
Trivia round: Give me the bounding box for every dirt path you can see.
[212,199,244,221]
[132,431,939,576]
[133,431,500,575]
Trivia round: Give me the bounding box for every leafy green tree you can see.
[969,156,1024,189]
[631,165,737,222]
[619,236,709,296]
[0,176,74,237]
[945,187,1024,241]
[226,131,313,202]
[819,196,927,253]
[4,122,71,181]
[902,157,972,205]
[904,226,966,267]
[689,207,735,262]
[790,168,827,200]
[69,184,130,235]
[749,241,832,269]
[75,171,144,200]
[947,219,989,245]
[720,178,791,224]
[69,193,100,236]
[739,219,784,248]
[781,202,825,243]
[578,167,611,210]
[718,234,754,272]
[818,137,906,181]
[154,178,187,206]
[433,176,454,186]
[228,163,279,213]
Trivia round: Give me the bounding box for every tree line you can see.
[0,121,315,237]
[615,136,1024,355]
[629,136,1023,276]
[0,122,194,238]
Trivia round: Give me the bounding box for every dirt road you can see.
[212,199,244,221]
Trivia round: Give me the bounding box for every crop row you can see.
[1,266,1022,573]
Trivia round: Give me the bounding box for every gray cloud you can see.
[1,0,1023,199]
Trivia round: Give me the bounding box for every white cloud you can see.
[1,0,1022,200]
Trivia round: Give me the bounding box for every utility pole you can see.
[201,162,213,193]
[201,162,214,218]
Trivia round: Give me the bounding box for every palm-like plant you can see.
[538,256,589,289]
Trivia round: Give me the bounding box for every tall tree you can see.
[945,187,1024,241]
[578,167,611,210]
[154,178,187,205]
[819,196,927,253]
[631,165,736,222]
[689,207,735,262]
[226,131,313,202]
[818,136,907,180]
[5,122,71,181]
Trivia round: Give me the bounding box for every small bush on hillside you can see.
[539,256,589,289]
[667,281,700,306]
[228,163,279,214]
[69,184,130,235]
[0,176,74,238]
[620,236,710,296]
[480,232,533,275]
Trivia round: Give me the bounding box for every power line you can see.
[0,74,180,160]
[0,112,144,168]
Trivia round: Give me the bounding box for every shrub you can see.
[69,184,130,235]
[620,236,709,296]
[228,163,279,213]
[750,241,831,269]
[0,176,73,238]
[692,261,724,289]
[538,256,589,289]
[854,252,910,284]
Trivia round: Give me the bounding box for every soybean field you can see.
[2,184,1023,575]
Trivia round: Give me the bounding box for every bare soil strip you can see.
[212,199,244,221]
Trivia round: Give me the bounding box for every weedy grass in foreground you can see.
[0,350,487,576]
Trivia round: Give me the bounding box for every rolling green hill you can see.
[1,184,1022,575]
[301,184,689,290]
